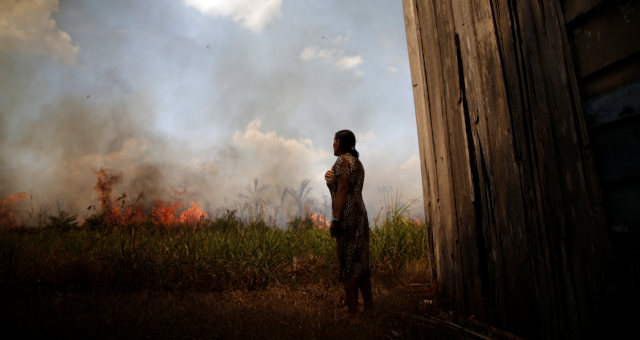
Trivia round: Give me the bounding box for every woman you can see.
[325,130,372,320]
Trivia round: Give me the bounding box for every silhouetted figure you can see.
[325,130,372,320]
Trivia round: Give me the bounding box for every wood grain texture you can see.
[403,0,613,338]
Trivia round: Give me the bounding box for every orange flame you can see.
[0,192,29,228]
[179,201,207,224]
[93,169,119,212]
[309,212,330,230]
[93,169,122,225]
[1,192,29,205]
[153,200,181,225]
[121,205,145,225]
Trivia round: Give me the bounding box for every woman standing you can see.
[325,130,372,320]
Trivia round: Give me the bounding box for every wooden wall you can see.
[564,0,640,99]
[403,0,615,338]
[563,0,640,326]
[563,0,640,227]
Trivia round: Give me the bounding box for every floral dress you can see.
[326,153,370,282]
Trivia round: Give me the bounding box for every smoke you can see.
[0,0,79,65]
[0,0,425,225]
[0,95,331,221]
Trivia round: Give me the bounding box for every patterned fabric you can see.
[326,153,370,282]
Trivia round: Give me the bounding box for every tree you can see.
[239,178,269,219]
[287,179,312,218]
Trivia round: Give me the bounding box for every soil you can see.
[0,278,521,340]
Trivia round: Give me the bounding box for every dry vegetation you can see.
[0,202,512,339]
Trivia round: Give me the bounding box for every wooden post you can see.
[403,0,612,338]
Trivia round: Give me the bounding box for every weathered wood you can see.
[580,54,640,99]
[562,0,607,23]
[402,0,438,291]
[568,1,640,79]
[403,0,613,338]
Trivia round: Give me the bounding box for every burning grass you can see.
[0,170,443,338]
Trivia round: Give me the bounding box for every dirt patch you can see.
[0,279,507,339]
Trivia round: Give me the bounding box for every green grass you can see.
[0,211,429,292]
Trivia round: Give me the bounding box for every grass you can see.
[1,209,518,339]
[0,210,429,292]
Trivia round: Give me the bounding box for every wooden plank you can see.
[569,1,640,79]
[416,0,464,309]
[562,0,607,23]
[402,0,438,288]
[443,1,485,315]
[580,54,640,99]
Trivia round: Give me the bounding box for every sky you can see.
[0,0,423,224]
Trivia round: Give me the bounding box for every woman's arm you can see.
[332,173,349,220]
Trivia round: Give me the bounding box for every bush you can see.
[46,211,79,231]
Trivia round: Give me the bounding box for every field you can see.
[0,210,509,339]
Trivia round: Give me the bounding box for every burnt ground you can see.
[0,279,521,340]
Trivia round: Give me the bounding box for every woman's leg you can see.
[341,278,359,319]
[359,276,373,310]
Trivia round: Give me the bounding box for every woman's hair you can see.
[335,130,359,158]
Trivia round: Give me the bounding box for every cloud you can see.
[299,31,363,76]
[386,66,398,73]
[335,55,362,70]
[299,46,363,74]
[0,0,79,65]
[183,0,283,32]
[299,47,335,62]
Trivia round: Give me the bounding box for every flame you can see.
[93,169,122,225]
[309,212,330,230]
[0,192,29,228]
[93,169,119,212]
[121,204,145,225]
[151,200,208,225]
[302,205,330,230]
[179,201,207,224]
[153,200,181,225]
[1,192,29,205]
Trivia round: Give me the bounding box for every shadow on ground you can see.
[1,279,524,340]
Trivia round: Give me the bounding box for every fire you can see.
[92,169,209,227]
[0,192,29,228]
[93,169,123,225]
[152,200,181,225]
[180,201,207,224]
[309,212,330,230]
[1,192,29,205]
[151,200,207,225]
[121,204,145,225]
[93,169,119,213]
[302,205,330,230]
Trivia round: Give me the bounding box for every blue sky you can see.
[0,0,422,221]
